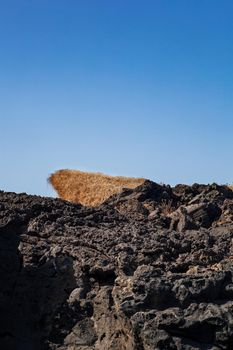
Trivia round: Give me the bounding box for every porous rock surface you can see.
[1,181,233,349]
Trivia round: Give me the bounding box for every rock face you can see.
[1,181,233,349]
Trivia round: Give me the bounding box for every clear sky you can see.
[1,0,233,197]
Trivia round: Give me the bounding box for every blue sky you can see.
[1,0,233,196]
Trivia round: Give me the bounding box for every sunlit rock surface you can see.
[1,181,233,349]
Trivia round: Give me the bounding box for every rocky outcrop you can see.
[1,181,233,349]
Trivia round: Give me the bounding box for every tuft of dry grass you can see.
[49,169,146,206]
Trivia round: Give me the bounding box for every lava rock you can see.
[0,182,233,349]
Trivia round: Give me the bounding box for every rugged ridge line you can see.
[1,181,233,349]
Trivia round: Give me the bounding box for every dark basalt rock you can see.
[1,182,233,349]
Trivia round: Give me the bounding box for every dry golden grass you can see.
[49,169,146,206]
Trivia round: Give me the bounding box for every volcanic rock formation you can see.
[1,181,233,349]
